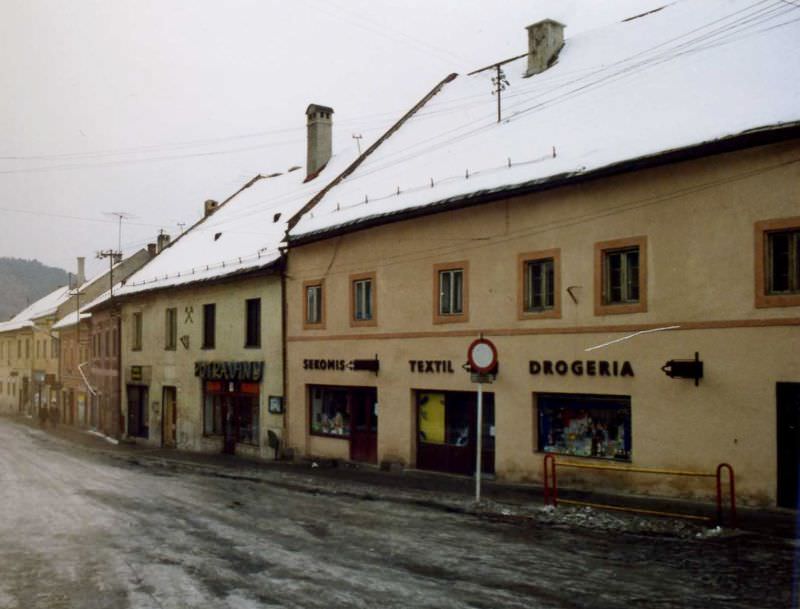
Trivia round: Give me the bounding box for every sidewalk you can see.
[16,415,799,541]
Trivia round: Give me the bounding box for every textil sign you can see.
[194,361,265,382]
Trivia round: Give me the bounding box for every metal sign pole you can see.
[476,381,483,503]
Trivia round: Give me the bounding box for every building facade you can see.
[119,273,286,458]
[285,139,800,508]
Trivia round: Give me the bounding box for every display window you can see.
[536,393,631,460]
[203,381,260,446]
[310,386,352,437]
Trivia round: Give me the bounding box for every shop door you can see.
[777,383,800,509]
[222,396,237,455]
[417,391,494,476]
[162,386,177,448]
[350,388,378,464]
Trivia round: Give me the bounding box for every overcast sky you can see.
[0,0,662,278]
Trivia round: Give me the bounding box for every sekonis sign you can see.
[194,361,265,382]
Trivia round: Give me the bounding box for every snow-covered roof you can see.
[289,0,800,240]
[115,152,358,296]
[52,311,91,331]
[0,319,34,334]
[7,285,70,324]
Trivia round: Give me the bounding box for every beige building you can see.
[283,10,800,508]
[114,105,357,456]
[0,286,69,417]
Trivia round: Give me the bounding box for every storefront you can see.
[309,385,378,463]
[416,390,494,476]
[196,360,264,455]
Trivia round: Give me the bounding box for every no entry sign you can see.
[467,337,498,374]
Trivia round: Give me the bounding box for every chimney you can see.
[204,199,219,217]
[76,257,86,287]
[306,104,334,179]
[156,232,171,254]
[524,19,565,77]
[147,243,157,257]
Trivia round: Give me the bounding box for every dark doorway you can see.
[162,386,177,448]
[417,390,495,476]
[777,383,800,509]
[350,388,378,464]
[127,385,149,438]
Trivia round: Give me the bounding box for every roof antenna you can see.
[352,134,363,155]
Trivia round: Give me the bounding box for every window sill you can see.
[350,318,377,328]
[433,313,469,325]
[594,301,646,316]
[302,322,326,331]
[519,308,561,321]
[309,431,351,440]
[536,450,631,463]
[755,293,800,308]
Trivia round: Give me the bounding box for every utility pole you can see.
[492,65,509,123]
[96,250,122,298]
[352,134,363,155]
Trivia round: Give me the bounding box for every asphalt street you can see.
[0,418,796,609]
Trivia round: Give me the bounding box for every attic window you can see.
[273,213,282,223]
[214,232,222,241]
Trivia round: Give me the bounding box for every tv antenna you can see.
[103,211,136,253]
[352,134,363,155]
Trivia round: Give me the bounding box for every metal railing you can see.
[543,454,737,526]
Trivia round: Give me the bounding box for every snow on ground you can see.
[290,0,800,239]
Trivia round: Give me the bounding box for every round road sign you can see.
[467,337,498,373]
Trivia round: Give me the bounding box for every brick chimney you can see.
[306,104,334,179]
[147,243,157,257]
[76,257,85,287]
[524,19,565,77]
[204,199,219,217]
[157,232,171,254]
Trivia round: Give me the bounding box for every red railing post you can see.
[716,463,737,527]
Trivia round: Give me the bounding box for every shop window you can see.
[519,249,561,319]
[594,237,647,315]
[165,308,177,350]
[536,393,631,461]
[433,261,469,324]
[202,303,216,349]
[303,280,325,329]
[203,384,260,445]
[755,217,800,308]
[132,312,143,351]
[350,272,376,327]
[418,392,471,446]
[309,386,351,437]
[245,298,261,347]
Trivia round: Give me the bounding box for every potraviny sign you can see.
[194,361,265,382]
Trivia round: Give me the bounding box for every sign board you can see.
[467,338,498,374]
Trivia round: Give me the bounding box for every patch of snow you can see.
[290,0,800,239]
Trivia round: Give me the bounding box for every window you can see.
[350,272,376,327]
[537,393,632,461]
[309,386,352,437]
[519,249,561,319]
[132,312,142,351]
[755,217,800,308]
[51,338,57,359]
[111,329,117,357]
[17,340,21,359]
[165,308,177,350]
[245,298,261,348]
[203,384,259,446]
[433,261,469,324]
[594,237,647,315]
[202,303,216,349]
[303,280,325,328]
[25,339,30,360]
[105,330,110,357]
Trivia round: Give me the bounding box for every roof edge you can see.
[288,121,800,246]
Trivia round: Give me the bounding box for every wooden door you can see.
[350,389,378,463]
[777,383,800,509]
[161,386,177,448]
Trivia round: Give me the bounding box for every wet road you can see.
[0,419,796,609]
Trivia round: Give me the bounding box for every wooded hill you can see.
[0,258,69,321]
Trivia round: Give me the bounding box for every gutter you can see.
[288,121,800,247]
